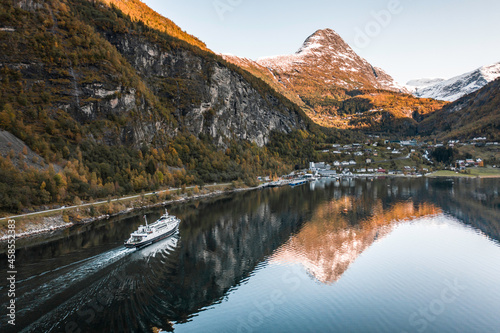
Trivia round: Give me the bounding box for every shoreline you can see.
[426,175,500,179]
[2,172,499,242]
[0,185,260,242]
[426,171,500,179]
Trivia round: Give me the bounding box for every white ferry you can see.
[124,209,180,249]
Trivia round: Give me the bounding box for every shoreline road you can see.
[0,183,232,221]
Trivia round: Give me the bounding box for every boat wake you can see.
[12,246,135,318]
[15,234,181,333]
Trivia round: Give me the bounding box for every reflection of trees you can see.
[44,188,313,332]
[272,199,440,284]
[13,178,500,332]
[424,178,500,243]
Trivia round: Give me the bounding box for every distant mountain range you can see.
[223,29,449,134]
[418,78,500,141]
[228,29,499,138]
[408,62,500,101]
[222,28,407,104]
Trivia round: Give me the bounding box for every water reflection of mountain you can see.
[270,178,500,285]
[13,178,500,333]
[272,199,440,284]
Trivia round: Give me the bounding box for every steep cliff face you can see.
[1,0,174,149]
[0,0,306,150]
[104,33,305,147]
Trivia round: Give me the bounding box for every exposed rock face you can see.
[182,63,301,147]
[13,0,43,12]
[105,33,305,147]
[1,0,306,150]
[0,130,55,170]
[0,59,161,147]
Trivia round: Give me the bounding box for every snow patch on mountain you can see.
[405,78,445,93]
[410,62,500,101]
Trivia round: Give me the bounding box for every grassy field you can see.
[457,145,500,163]
[429,167,500,178]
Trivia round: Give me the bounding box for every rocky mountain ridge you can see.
[256,29,407,93]
[221,28,449,134]
[107,33,306,147]
[411,62,500,101]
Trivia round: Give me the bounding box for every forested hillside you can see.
[0,0,360,214]
[418,78,500,141]
[305,89,448,135]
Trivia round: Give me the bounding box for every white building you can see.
[309,162,330,171]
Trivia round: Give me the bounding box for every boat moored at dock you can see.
[289,179,307,187]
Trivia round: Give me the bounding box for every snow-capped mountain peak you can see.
[479,62,500,82]
[257,28,406,93]
[296,28,345,54]
[410,62,500,101]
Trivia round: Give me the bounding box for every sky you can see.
[143,0,500,84]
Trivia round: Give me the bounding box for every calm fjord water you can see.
[1,177,500,333]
